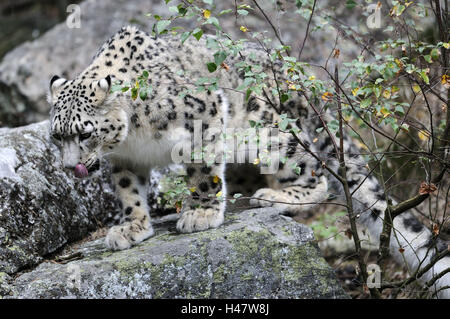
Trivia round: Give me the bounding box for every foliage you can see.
[311,211,347,240]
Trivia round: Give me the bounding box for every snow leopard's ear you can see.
[48,75,67,103]
[98,75,111,92]
[93,75,112,106]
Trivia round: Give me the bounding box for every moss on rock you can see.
[6,207,348,299]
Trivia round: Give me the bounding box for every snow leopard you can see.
[48,26,449,297]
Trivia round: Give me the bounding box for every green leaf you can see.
[139,89,147,101]
[131,87,138,100]
[177,5,187,15]
[279,119,289,131]
[328,119,339,134]
[283,56,297,62]
[237,9,248,16]
[281,93,289,103]
[202,0,213,4]
[213,51,227,66]
[430,48,440,61]
[245,89,252,101]
[373,86,381,99]
[192,28,203,41]
[206,62,217,73]
[142,70,149,78]
[110,85,122,93]
[156,20,171,33]
[236,77,254,90]
[419,70,430,84]
[206,17,220,29]
[219,9,233,15]
[395,105,405,114]
[395,5,406,16]
[360,98,371,109]
[180,31,191,44]
[424,55,432,63]
[346,0,356,9]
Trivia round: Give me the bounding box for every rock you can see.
[0,272,13,296]
[7,207,348,299]
[0,1,75,58]
[0,120,120,274]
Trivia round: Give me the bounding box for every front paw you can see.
[249,188,277,208]
[176,208,224,233]
[105,223,154,250]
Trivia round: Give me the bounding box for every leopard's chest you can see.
[108,127,189,168]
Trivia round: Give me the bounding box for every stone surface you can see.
[5,208,348,299]
[0,272,12,296]
[0,120,120,274]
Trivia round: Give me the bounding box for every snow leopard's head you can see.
[48,75,128,174]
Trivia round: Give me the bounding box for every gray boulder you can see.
[0,120,120,274]
[6,207,348,299]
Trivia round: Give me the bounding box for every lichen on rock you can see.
[0,120,121,274]
[7,208,348,299]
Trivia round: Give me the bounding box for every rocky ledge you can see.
[3,207,347,299]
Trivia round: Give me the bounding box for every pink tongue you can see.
[74,163,89,178]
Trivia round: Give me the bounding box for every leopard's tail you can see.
[321,132,450,298]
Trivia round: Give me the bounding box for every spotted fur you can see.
[48,26,449,297]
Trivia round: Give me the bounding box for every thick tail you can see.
[322,133,450,298]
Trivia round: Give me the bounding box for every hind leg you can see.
[250,131,329,215]
[250,173,328,215]
[176,161,226,233]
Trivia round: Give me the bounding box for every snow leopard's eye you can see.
[51,132,62,141]
[80,132,92,141]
